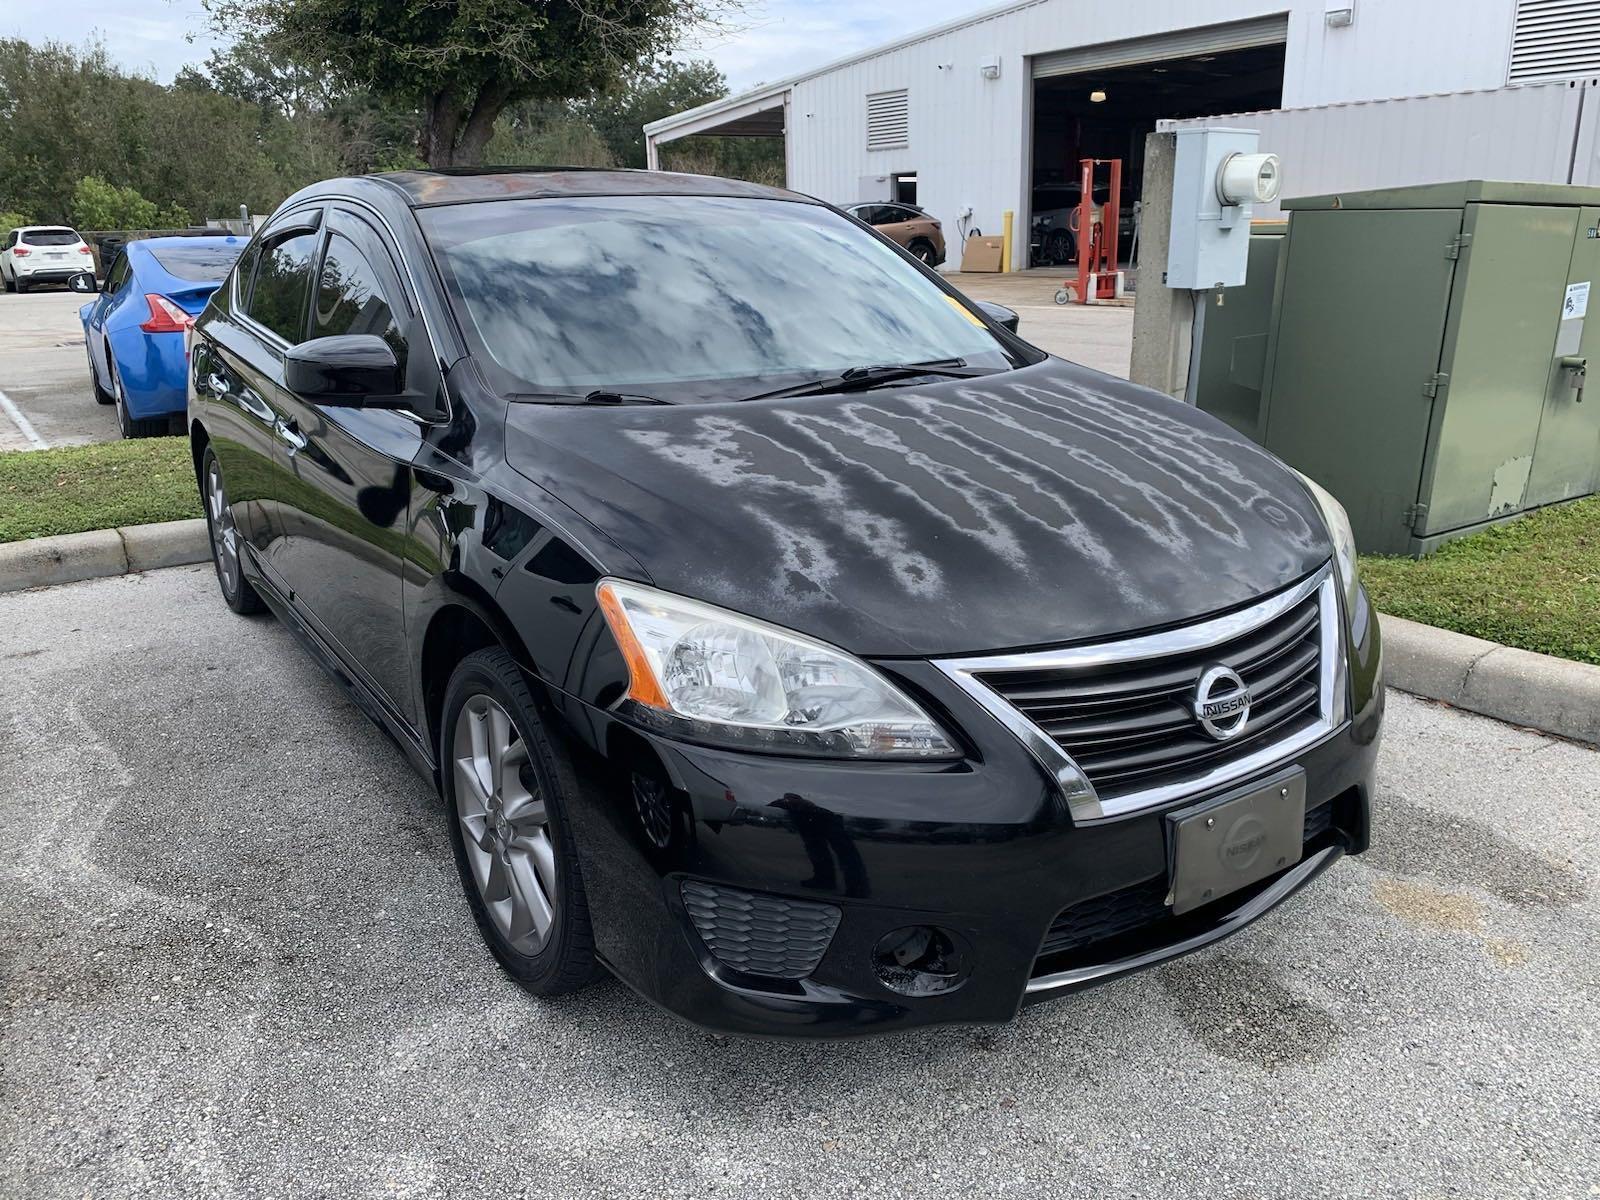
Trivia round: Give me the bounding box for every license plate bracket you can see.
[1167,768,1306,915]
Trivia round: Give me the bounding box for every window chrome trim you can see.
[934,565,1339,824]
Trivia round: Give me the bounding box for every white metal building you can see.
[645,0,1600,269]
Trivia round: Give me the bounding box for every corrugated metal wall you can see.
[779,0,1522,268]
[1166,80,1598,216]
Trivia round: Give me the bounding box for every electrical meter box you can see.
[1166,127,1276,289]
[1259,180,1600,555]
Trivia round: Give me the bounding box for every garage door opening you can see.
[1029,25,1285,272]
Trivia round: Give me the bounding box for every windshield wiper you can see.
[737,359,997,402]
[509,389,671,406]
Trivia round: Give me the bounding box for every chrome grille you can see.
[980,590,1322,798]
[937,568,1341,822]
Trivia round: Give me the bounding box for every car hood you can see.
[501,358,1331,657]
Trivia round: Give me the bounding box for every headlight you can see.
[1294,470,1360,613]
[595,579,957,759]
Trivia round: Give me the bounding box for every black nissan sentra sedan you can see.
[188,169,1382,1037]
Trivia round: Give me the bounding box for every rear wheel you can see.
[88,343,114,405]
[201,447,264,614]
[111,355,167,438]
[909,238,937,265]
[442,647,600,996]
[14,277,27,295]
[1045,229,1073,266]
[2,272,13,293]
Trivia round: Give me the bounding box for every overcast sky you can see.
[3,0,982,94]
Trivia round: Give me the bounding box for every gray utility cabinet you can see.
[1257,181,1600,556]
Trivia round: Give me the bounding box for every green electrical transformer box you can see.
[1256,181,1600,556]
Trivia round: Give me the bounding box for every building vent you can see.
[866,89,910,151]
[1510,0,1600,81]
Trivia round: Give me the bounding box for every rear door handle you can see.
[276,419,307,456]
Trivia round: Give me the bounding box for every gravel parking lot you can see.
[1,565,1595,1198]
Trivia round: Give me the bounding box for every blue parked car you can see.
[81,236,245,437]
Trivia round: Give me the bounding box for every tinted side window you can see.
[232,244,261,312]
[104,254,130,295]
[314,233,406,365]
[246,232,318,344]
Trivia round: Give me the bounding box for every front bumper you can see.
[544,589,1383,1038]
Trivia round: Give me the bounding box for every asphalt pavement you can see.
[0,289,116,451]
[1,565,1595,1198]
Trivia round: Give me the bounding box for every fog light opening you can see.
[872,925,968,996]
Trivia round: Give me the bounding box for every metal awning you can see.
[643,87,789,168]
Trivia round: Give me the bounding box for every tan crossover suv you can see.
[845,202,946,267]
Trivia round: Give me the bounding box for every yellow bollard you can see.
[1000,210,1014,273]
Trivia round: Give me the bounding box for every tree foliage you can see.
[0,34,782,229]
[0,39,335,225]
[207,0,741,167]
[71,176,158,230]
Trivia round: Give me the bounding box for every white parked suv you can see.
[1,226,96,293]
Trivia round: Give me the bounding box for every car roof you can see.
[290,167,811,209]
[128,235,248,254]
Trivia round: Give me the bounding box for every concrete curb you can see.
[0,519,209,593]
[1380,613,1600,747]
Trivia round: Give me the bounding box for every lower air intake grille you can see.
[681,881,841,980]
[1034,799,1340,970]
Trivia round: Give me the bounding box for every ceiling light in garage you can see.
[1090,89,1107,103]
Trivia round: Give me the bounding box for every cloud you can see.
[5,0,981,96]
[3,0,219,81]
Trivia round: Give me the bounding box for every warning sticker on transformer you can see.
[1564,281,1590,320]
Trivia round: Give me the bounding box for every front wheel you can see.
[201,447,264,614]
[442,647,600,996]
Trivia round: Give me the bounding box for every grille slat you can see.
[976,584,1327,801]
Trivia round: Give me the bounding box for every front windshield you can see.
[418,194,1019,400]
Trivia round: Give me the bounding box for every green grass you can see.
[1361,496,1600,666]
[0,438,201,543]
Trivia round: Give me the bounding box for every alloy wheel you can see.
[205,458,241,595]
[452,694,558,955]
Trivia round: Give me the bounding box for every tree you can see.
[207,0,741,168]
[71,176,158,231]
[577,58,727,168]
[0,38,322,224]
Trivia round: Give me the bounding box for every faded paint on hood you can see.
[502,359,1331,656]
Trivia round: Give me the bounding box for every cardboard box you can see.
[960,234,1005,273]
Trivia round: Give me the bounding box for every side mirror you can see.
[975,299,1020,334]
[68,270,98,294]
[284,334,405,406]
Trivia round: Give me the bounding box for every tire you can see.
[441,647,601,996]
[2,272,13,293]
[88,343,114,405]
[201,446,264,615]
[908,239,937,265]
[1045,229,1073,266]
[14,278,27,295]
[110,355,167,438]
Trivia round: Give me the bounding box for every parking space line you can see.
[0,384,48,450]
